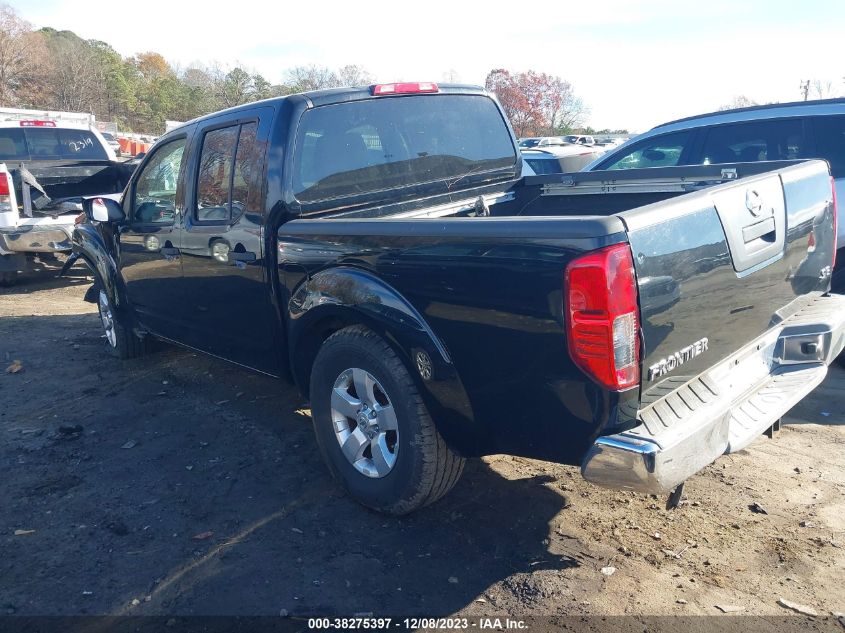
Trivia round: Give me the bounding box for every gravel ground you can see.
[1,260,843,625]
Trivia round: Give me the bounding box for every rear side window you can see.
[293,94,517,204]
[601,130,692,170]
[196,122,259,222]
[812,115,845,178]
[0,129,28,160]
[700,119,807,164]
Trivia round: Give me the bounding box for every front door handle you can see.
[161,246,180,260]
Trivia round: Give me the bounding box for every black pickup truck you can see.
[72,83,845,514]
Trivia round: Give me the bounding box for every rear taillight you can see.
[372,82,439,96]
[565,244,640,390]
[0,173,9,196]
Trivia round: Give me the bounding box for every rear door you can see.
[696,118,811,166]
[177,107,277,372]
[616,160,836,403]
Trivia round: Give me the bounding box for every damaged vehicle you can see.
[73,84,844,515]
[0,119,135,285]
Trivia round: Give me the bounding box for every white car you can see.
[0,119,128,285]
[518,136,570,149]
[563,134,596,146]
[99,131,122,157]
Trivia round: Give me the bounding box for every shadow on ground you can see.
[1,306,577,617]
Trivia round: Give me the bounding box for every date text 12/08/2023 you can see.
[306,617,528,630]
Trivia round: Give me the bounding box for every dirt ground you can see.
[1,259,844,624]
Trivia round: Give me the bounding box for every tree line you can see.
[0,4,375,133]
[0,3,593,137]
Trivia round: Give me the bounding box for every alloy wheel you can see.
[98,290,117,347]
[330,368,399,478]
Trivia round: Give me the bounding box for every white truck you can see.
[0,118,134,285]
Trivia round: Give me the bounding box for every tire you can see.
[97,288,146,359]
[310,325,464,515]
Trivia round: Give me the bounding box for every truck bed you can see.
[280,159,837,469]
[10,160,134,212]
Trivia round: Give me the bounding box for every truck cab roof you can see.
[167,83,490,134]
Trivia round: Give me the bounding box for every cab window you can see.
[292,94,516,206]
[0,129,28,160]
[600,130,692,170]
[18,128,108,160]
[195,122,259,223]
[133,137,186,224]
[57,129,108,159]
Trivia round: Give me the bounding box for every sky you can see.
[11,0,845,132]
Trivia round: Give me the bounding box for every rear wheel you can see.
[97,289,146,359]
[310,326,464,514]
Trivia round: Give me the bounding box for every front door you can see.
[119,133,190,338]
[177,108,278,373]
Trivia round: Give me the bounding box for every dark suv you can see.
[584,98,845,292]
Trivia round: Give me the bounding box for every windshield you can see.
[293,94,517,204]
[519,138,540,148]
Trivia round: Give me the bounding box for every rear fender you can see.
[288,266,486,456]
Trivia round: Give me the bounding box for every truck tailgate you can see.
[619,160,836,401]
[581,159,843,493]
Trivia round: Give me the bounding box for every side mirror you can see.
[84,197,125,223]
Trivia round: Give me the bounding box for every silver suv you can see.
[584,98,845,291]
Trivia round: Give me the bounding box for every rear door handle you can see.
[160,246,180,260]
[228,251,256,263]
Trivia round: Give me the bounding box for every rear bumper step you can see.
[581,293,845,493]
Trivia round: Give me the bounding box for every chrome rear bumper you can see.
[0,225,73,253]
[581,293,845,493]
